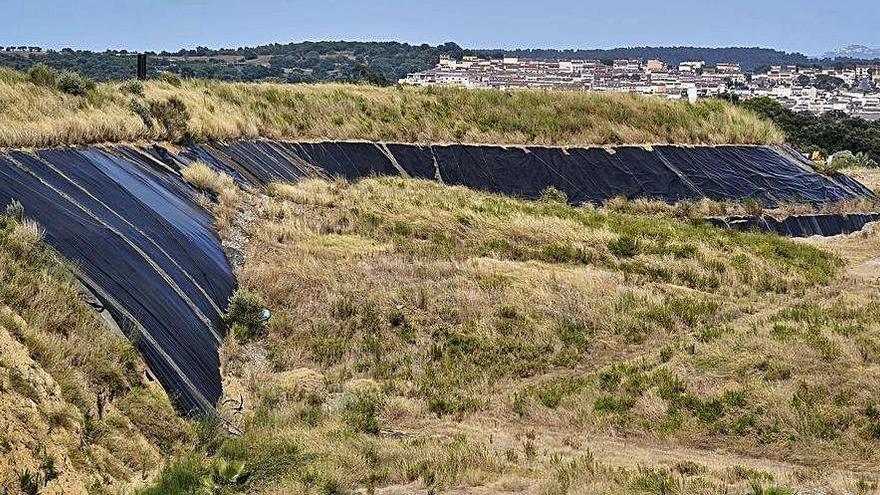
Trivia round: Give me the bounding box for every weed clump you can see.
[149,96,191,142]
[159,71,183,87]
[27,63,58,87]
[56,71,93,96]
[608,234,640,258]
[341,390,384,434]
[224,289,267,340]
[129,98,153,128]
[539,186,568,204]
[120,79,145,97]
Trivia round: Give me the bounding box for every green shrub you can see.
[160,71,183,87]
[539,186,568,204]
[56,71,92,96]
[129,98,154,128]
[138,454,209,495]
[743,198,764,217]
[828,150,878,169]
[5,200,23,222]
[27,63,58,87]
[341,391,384,434]
[120,79,145,97]
[748,481,794,495]
[608,235,640,258]
[149,96,191,142]
[224,289,266,340]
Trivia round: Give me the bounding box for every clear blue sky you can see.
[3,0,877,56]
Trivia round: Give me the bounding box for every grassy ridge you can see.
[0,67,784,148]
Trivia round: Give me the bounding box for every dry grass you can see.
[0,67,784,148]
[180,161,241,233]
[177,176,880,494]
[601,195,880,219]
[0,214,190,493]
[842,166,880,194]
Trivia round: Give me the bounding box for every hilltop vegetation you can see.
[0,66,782,148]
[145,174,880,494]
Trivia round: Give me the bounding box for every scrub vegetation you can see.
[0,213,190,493]
[144,176,880,494]
[0,66,784,148]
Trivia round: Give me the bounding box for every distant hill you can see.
[822,44,880,61]
[475,46,813,71]
[0,41,866,83]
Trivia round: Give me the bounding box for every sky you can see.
[2,0,878,56]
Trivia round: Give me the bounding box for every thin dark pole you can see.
[137,54,147,80]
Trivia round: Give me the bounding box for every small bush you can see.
[224,289,266,340]
[120,79,145,97]
[56,71,91,96]
[27,63,58,87]
[828,150,878,170]
[748,481,794,495]
[149,96,191,142]
[608,235,640,258]
[539,186,568,204]
[129,98,153,128]
[743,198,764,217]
[159,71,183,87]
[138,454,209,495]
[5,200,23,221]
[341,391,384,434]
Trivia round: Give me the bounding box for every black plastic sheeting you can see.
[0,140,875,415]
[174,141,873,207]
[0,147,234,414]
[709,213,880,237]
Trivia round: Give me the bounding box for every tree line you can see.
[741,97,880,164]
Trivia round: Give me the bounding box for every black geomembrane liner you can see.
[0,141,874,413]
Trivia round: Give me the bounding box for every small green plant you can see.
[539,186,568,204]
[129,98,154,128]
[120,79,145,97]
[748,480,794,495]
[608,235,640,258]
[5,200,23,221]
[743,198,764,217]
[56,71,92,96]
[201,458,247,494]
[224,289,266,340]
[27,63,58,87]
[149,96,191,142]
[341,391,384,434]
[138,454,209,495]
[160,71,183,87]
[18,469,40,495]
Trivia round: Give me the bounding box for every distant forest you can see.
[0,41,877,84]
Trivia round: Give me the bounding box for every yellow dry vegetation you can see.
[0,215,190,494]
[181,177,880,494]
[0,67,784,148]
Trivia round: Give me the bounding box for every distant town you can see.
[400,56,880,120]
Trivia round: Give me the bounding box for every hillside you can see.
[0,214,189,493]
[139,174,880,494]
[0,66,782,148]
[0,42,828,83]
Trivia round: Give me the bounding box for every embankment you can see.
[0,140,873,412]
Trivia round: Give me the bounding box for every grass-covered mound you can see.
[148,177,880,494]
[0,66,783,148]
[0,214,190,493]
